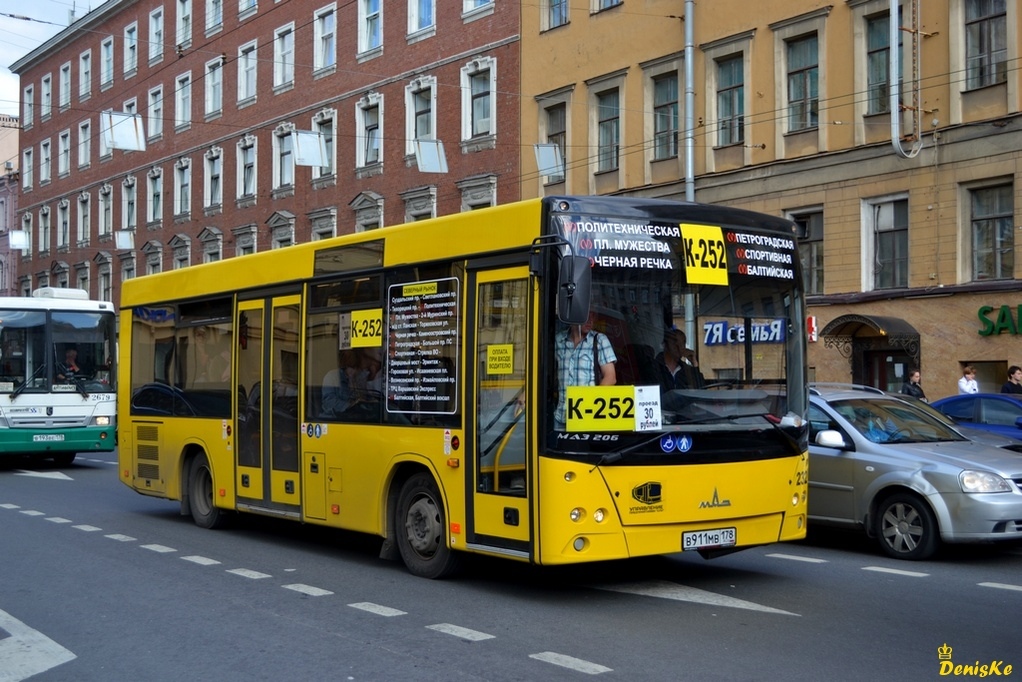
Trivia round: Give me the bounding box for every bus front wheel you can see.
[395,472,461,579]
[188,452,229,530]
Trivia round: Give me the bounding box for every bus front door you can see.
[469,267,532,556]
[235,295,302,517]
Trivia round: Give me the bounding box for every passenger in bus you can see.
[553,311,617,430]
[321,349,361,418]
[56,347,82,381]
[656,328,705,391]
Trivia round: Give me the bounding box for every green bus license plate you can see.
[33,434,65,442]
[683,527,736,551]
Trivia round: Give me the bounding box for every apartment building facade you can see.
[521,0,1022,397]
[11,0,519,309]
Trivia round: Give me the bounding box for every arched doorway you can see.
[820,314,920,391]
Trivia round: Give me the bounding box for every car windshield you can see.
[831,398,967,444]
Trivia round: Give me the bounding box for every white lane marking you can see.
[181,555,221,566]
[593,580,798,616]
[18,511,44,517]
[227,568,272,580]
[72,525,102,532]
[105,534,136,542]
[529,652,612,675]
[978,582,1022,593]
[13,471,72,480]
[141,544,176,554]
[0,607,76,682]
[862,566,929,577]
[282,584,334,597]
[426,624,495,641]
[0,504,21,510]
[45,517,72,524]
[766,553,828,563]
[348,602,406,617]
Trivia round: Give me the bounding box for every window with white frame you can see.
[76,265,90,293]
[596,88,619,172]
[866,12,894,115]
[175,158,191,217]
[122,176,137,229]
[314,6,336,72]
[357,93,382,167]
[268,211,295,249]
[40,140,51,184]
[122,256,136,284]
[204,147,223,208]
[23,85,33,128]
[22,148,33,190]
[124,97,137,116]
[716,55,744,146]
[970,183,1014,281]
[206,0,223,33]
[865,196,909,290]
[400,186,436,222]
[124,23,138,74]
[38,208,49,253]
[238,41,257,103]
[205,57,223,116]
[149,9,164,63]
[176,0,192,47]
[237,135,257,199]
[786,34,819,132]
[239,0,257,19]
[148,86,164,139]
[59,62,71,110]
[57,200,70,249]
[406,77,436,155]
[143,241,163,275]
[309,207,337,239]
[652,73,678,160]
[99,267,112,302]
[312,109,336,180]
[461,58,495,140]
[542,100,566,182]
[77,192,91,245]
[272,124,294,189]
[101,38,114,87]
[408,0,434,35]
[21,214,33,255]
[457,173,496,211]
[175,73,191,128]
[793,210,824,295]
[273,24,295,88]
[546,0,569,30]
[965,0,1007,89]
[359,0,382,54]
[41,74,52,119]
[199,227,223,262]
[78,120,91,168]
[233,224,257,256]
[594,0,622,10]
[79,51,92,99]
[171,234,191,269]
[147,167,163,224]
[99,184,113,236]
[463,0,493,13]
[58,131,71,176]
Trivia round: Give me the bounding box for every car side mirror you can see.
[815,429,848,449]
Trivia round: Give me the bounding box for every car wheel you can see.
[395,472,461,579]
[874,492,939,560]
[188,452,229,529]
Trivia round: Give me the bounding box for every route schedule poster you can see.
[387,277,459,415]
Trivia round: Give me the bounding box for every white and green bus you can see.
[0,288,116,465]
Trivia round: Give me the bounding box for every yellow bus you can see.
[118,196,809,578]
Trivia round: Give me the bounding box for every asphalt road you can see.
[2,452,1020,681]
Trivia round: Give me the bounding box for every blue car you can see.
[930,394,1022,441]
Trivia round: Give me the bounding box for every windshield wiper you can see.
[11,364,46,400]
[70,375,90,398]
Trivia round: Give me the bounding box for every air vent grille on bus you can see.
[138,444,159,461]
[136,425,159,442]
[137,463,159,480]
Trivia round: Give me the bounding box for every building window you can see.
[176,0,193,48]
[965,0,1007,89]
[653,74,678,160]
[100,39,114,87]
[59,63,71,110]
[149,9,164,63]
[41,74,52,119]
[124,23,138,75]
[400,186,436,222]
[171,235,192,269]
[175,73,191,129]
[205,57,223,116]
[22,148,33,190]
[274,24,295,88]
[204,147,223,209]
[57,200,70,249]
[357,95,382,167]
[457,174,497,211]
[314,7,336,72]
[312,109,336,180]
[58,131,71,176]
[40,140,51,184]
[38,208,49,254]
[79,51,92,100]
[99,184,113,237]
[78,120,91,168]
[148,86,164,139]
[237,135,257,200]
[597,88,619,172]
[23,85,33,128]
[238,41,258,103]
[868,197,908,290]
[408,0,434,35]
[175,158,191,217]
[787,34,819,132]
[206,0,223,32]
[77,192,91,246]
[359,0,382,54]
[971,184,1014,280]
[199,227,223,262]
[716,56,744,146]
[594,0,622,10]
[239,0,257,19]
[461,58,496,142]
[309,207,337,239]
[866,13,892,114]
[273,124,294,190]
[99,269,112,302]
[122,176,137,230]
[794,210,824,295]
[405,77,436,155]
[469,71,492,137]
[548,0,569,29]
[544,102,566,182]
[147,168,163,225]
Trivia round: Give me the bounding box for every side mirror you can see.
[815,429,848,449]
[557,255,592,325]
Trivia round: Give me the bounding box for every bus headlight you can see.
[593,508,606,523]
[92,416,111,427]
[569,507,584,522]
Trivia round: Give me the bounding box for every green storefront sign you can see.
[978,305,1022,336]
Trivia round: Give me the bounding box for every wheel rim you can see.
[880,501,923,554]
[404,494,442,559]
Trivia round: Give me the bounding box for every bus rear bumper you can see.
[0,426,116,455]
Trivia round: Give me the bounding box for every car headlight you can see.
[959,469,1012,493]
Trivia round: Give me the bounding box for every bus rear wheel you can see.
[395,472,461,579]
[188,452,229,529]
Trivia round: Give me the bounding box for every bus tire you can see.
[52,453,76,466]
[188,452,229,530]
[395,472,461,579]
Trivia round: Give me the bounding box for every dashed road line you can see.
[73,525,102,532]
[141,544,176,554]
[0,504,20,510]
[862,566,929,578]
[282,584,334,597]
[426,623,495,641]
[978,582,1022,593]
[181,555,221,566]
[19,510,44,517]
[348,602,406,617]
[45,517,72,524]
[227,568,272,580]
[766,553,828,563]
[529,651,612,675]
[104,534,136,542]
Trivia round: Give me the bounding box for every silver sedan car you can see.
[808,385,1022,560]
